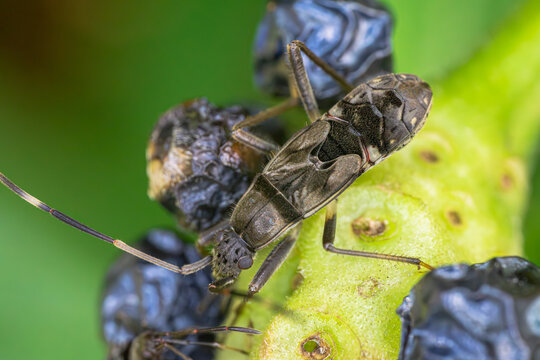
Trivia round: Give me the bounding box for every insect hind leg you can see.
[322,199,433,270]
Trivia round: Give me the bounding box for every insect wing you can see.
[265,120,331,178]
[230,122,328,248]
[264,120,362,218]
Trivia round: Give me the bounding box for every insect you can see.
[0,40,433,296]
[102,229,226,359]
[254,0,393,101]
[204,40,434,294]
[123,326,260,360]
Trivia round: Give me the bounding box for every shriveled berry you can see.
[147,98,276,232]
[397,257,540,360]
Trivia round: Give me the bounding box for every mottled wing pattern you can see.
[231,121,330,249]
[230,120,361,250]
[368,73,432,134]
[230,74,431,251]
[329,73,432,162]
[264,120,362,217]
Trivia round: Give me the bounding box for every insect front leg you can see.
[247,225,301,296]
[322,199,434,270]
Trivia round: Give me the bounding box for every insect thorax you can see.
[212,229,255,282]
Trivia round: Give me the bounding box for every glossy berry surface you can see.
[254,0,393,100]
[397,257,540,360]
[101,229,223,359]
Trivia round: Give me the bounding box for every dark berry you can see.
[397,257,540,360]
[147,98,273,232]
[254,0,393,101]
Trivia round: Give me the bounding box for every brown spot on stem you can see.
[358,278,380,298]
[291,272,304,290]
[419,150,439,163]
[300,333,332,359]
[352,217,387,237]
[501,173,513,190]
[446,210,462,226]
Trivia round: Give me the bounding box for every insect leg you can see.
[247,225,301,296]
[0,172,212,274]
[287,41,320,123]
[234,40,354,131]
[232,96,298,131]
[154,326,261,358]
[232,127,280,153]
[161,343,192,360]
[322,200,434,270]
[234,38,325,130]
[289,40,354,92]
[208,276,237,292]
[156,326,261,338]
[211,254,300,328]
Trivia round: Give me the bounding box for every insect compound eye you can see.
[238,256,254,270]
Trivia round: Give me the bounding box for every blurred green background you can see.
[0,1,537,359]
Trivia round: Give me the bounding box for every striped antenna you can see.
[0,172,211,274]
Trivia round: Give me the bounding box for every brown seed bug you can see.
[0,40,433,298]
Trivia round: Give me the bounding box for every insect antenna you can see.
[0,172,211,274]
[154,326,261,359]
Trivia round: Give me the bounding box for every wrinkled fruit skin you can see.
[101,229,223,360]
[254,0,393,101]
[397,257,540,360]
[147,98,269,232]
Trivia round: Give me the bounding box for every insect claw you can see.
[419,261,435,271]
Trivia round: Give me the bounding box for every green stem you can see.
[219,1,540,359]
